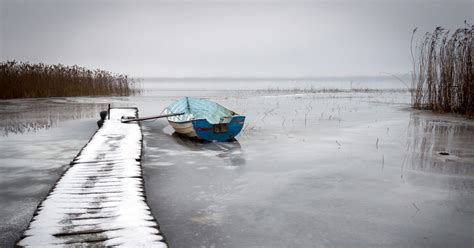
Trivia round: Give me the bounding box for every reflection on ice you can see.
[0,98,104,247]
[404,112,474,175]
[171,133,246,166]
[142,120,246,169]
[0,99,108,136]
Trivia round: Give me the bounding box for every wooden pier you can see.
[18,108,167,247]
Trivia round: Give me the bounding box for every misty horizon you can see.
[135,74,410,80]
[1,0,473,78]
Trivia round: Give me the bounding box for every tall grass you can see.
[0,61,140,99]
[411,23,473,116]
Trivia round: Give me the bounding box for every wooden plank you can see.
[18,108,167,247]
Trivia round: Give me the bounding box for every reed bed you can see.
[411,24,473,116]
[0,61,140,99]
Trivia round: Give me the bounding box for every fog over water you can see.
[1,0,473,78]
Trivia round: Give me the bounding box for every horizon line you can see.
[133,74,410,81]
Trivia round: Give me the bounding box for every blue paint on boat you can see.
[164,97,245,142]
[193,116,245,142]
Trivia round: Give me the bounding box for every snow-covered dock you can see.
[18,108,167,247]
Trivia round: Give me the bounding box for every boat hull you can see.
[169,116,245,142]
[168,121,197,137]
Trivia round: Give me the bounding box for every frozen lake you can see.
[0,79,473,247]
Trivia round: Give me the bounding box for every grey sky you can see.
[1,0,472,77]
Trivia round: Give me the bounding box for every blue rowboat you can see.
[163,97,245,142]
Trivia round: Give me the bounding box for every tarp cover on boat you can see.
[164,97,235,124]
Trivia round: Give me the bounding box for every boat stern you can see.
[192,116,245,142]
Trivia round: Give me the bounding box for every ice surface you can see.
[1,79,473,247]
[139,87,474,248]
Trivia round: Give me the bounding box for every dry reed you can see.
[411,23,473,116]
[0,61,140,99]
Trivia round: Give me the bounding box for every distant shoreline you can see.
[136,74,411,82]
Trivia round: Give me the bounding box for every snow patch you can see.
[18,108,167,247]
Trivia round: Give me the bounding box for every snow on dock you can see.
[18,108,167,247]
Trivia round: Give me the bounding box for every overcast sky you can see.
[1,0,472,77]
